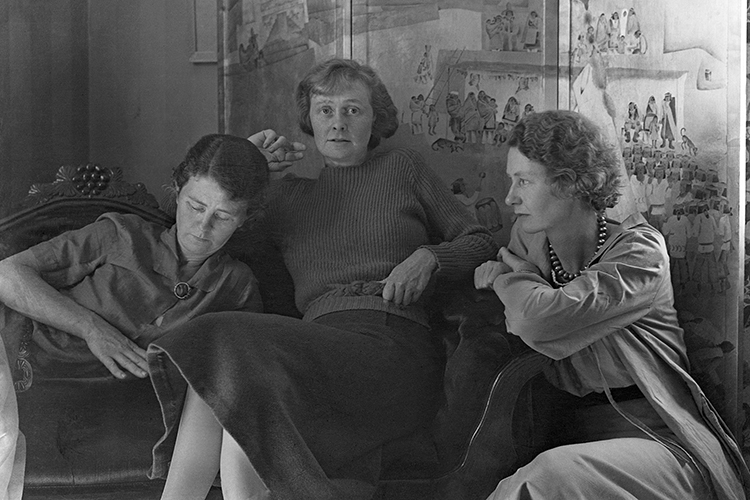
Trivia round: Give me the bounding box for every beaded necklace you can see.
[549,212,608,287]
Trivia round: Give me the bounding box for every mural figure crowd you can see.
[485,5,543,53]
[615,88,735,419]
[402,50,543,238]
[412,88,536,149]
[621,119,731,299]
[220,0,749,464]
[573,6,648,63]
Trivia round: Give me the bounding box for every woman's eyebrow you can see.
[187,196,237,215]
[187,195,207,206]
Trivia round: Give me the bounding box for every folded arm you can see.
[0,249,148,379]
[383,150,498,306]
[489,230,668,360]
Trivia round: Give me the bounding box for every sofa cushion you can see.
[18,377,161,487]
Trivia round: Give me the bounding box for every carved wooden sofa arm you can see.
[0,164,171,261]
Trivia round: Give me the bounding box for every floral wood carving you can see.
[24,164,159,208]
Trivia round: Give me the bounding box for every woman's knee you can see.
[526,446,581,477]
[494,447,580,496]
[492,444,616,499]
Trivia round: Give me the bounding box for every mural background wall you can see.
[220,0,747,455]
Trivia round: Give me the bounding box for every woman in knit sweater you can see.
[150,59,497,500]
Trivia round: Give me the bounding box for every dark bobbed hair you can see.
[171,134,269,222]
[295,58,399,150]
[508,110,622,211]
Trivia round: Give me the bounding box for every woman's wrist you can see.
[416,247,438,274]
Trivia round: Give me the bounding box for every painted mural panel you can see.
[219,0,348,143]
[350,0,559,245]
[219,0,746,457]
[220,0,559,246]
[563,0,743,439]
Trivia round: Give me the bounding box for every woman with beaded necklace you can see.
[475,110,748,500]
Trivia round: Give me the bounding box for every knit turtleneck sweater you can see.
[266,148,497,325]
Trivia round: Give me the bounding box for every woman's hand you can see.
[497,247,540,275]
[474,247,540,290]
[247,129,306,172]
[381,248,437,306]
[83,315,149,380]
[474,260,512,289]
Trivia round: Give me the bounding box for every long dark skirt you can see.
[148,310,443,500]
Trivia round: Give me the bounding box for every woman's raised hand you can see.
[248,129,306,172]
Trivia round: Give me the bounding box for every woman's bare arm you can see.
[0,251,148,379]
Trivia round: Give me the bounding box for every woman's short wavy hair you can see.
[170,134,269,222]
[296,58,399,150]
[508,110,622,211]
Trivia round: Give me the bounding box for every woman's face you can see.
[175,175,248,263]
[309,81,374,167]
[504,147,580,235]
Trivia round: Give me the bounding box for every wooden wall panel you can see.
[0,0,89,218]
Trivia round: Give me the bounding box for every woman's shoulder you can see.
[380,147,426,164]
[605,213,668,262]
[614,213,662,243]
[94,212,170,253]
[96,211,166,234]
[272,171,313,187]
[266,174,316,208]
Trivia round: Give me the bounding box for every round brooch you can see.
[173,282,193,300]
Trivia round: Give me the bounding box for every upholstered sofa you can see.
[0,165,563,500]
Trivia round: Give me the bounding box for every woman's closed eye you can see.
[188,202,231,222]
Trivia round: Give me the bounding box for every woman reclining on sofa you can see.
[0,133,300,500]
